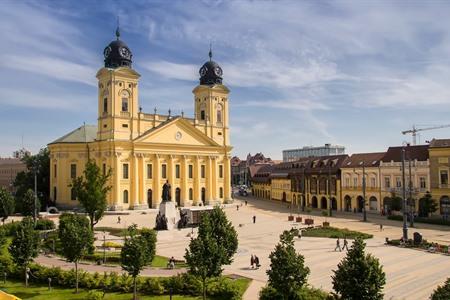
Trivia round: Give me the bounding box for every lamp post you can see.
[401,147,408,241]
[33,161,38,224]
[362,163,367,222]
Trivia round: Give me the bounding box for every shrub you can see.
[86,290,104,300]
[35,219,55,230]
[207,277,240,300]
[259,286,281,300]
[102,241,122,248]
[431,278,450,300]
[141,277,165,295]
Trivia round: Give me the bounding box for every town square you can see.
[1,1,450,299]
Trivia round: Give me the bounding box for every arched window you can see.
[122,98,128,112]
[189,188,193,200]
[103,98,108,113]
[200,110,205,120]
[123,190,129,203]
[216,104,223,123]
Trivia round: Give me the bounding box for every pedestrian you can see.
[236,205,239,211]
[117,216,121,224]
[334,237,341,252]
[380,224,383,231]
[250,255,254,269]
[245,200,248,206]
[253,215,256,224]
[255,255,260,269]
[343,237,348,250]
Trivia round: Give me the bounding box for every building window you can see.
[370,178,376,187]
[219,165,223,178]
[345,177,350,187]
[162,164,167,179]
[188,165,193,179]
[200,110,205,120]
[123,190,129,203]
[103,163,106,175]
[175,164,180,179]
[54,164,57,178]
[189,188,193,200]
[123,163,129,179]
[122,98,128,112]
[217,108,222,123]
[396,177,402,188]
[71,188,76,201]
[420,177,426,189]
[70,164,77,179]
[353,178,357,187]
[219,187,223,198]
[147,164,152,179]
[441,170,449,185]
[103,98,108,113]
[201,165,206,178]
[384,177,390,188]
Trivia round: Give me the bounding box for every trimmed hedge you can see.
[1,219,55,236]
[301,226,373,239]
[260,285,332,300]
[387,215,450,226]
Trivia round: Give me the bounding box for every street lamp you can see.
[362,163,367,222]
[33,160,39,224]
[401,147,408,241]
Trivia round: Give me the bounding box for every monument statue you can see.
[162,180,171,202]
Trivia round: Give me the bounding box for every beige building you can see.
[429,139,450,216]
[341,153,385,213]
[0,158,27,193]
[48,28,232,210]
[379,145,430,213]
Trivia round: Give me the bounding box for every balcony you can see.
[120,111,130,118]
[439,184,450,189]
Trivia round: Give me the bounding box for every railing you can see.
[439,184,450,189]
[120,111,130,118]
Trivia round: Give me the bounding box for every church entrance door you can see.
[147,189,152,208]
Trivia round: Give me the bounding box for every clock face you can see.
[175,131,182,141]
[199,66,207,76]
[104,47,111,58]
[120,47,130,58]
[214,66,223,76]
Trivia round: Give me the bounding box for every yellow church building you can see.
[48,27,232,210]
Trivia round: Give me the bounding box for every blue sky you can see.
[1,0,450,160]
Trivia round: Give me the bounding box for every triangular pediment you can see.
[134,117,221,147]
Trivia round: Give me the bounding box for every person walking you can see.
[236,205,239,211]
[253,215,256,224]
[245,200,248,206]
[380,224,383,231]
[343,237,348,250]
[250,255,254,269]
[254,255,260,269]
[335,237,341,252]
[117,216,121,224]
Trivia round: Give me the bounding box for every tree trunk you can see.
[24,266,28,287]
[133,276,137,300]
[90,215,94,230]
[202,277,206,300]
[75,261,79,294]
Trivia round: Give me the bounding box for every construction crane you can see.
[402,124,450,145]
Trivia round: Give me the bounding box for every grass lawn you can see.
[0,281,200,299]
[80,252,187,268]
[302,226,373,239]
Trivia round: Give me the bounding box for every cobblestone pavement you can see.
[16,196,450,300]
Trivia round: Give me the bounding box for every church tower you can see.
[193,48,230,147]
[96,26,141,141]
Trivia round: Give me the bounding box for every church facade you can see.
[48,28,232,210]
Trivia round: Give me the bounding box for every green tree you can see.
[419,192,438,217]
[58,213,94,293]
[121,225,157,300]
[0,187,14,224]
[13,148,50,209]
[71,159,112,229]
[185,206,238,300]
[431,278,450,300]
[264,230,310,299]
[8,217,40,287]
[390,193,403,211]
[19,189,40,220]
[332,237,385,300]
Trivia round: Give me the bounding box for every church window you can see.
[103,163,106,175]
[122,124,128,128]
[128,83,132,88]
[216,104,223,123]
[162,164,167,179]
[219,187,223,198]
[123,190,128,203]
[54,164,57,178]
[175,164,180,179]
[122,98,128,112]
[200,110,205,120]
[103,98,108,113]
[123,163,129,179]
[147,164,152,179]
[71,188,76,201]
[103,124,107,128]
[219,165,223,178]
[188,165,193,178]
[70,164,77,179]
[189,188,193,200]
[201,165,206,178]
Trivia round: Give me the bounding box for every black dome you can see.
[199,49,223,85]
[103,27,132,69]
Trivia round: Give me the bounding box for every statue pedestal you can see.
[159,201,179,230]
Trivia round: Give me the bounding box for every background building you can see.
[429,139,450,217]
[231,152,274,186]
[48,28,232,210]
[283,143,345,162]
[0,148,29,193]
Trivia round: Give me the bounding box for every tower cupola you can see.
[199,47,223,85]
[103,25,133,68]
